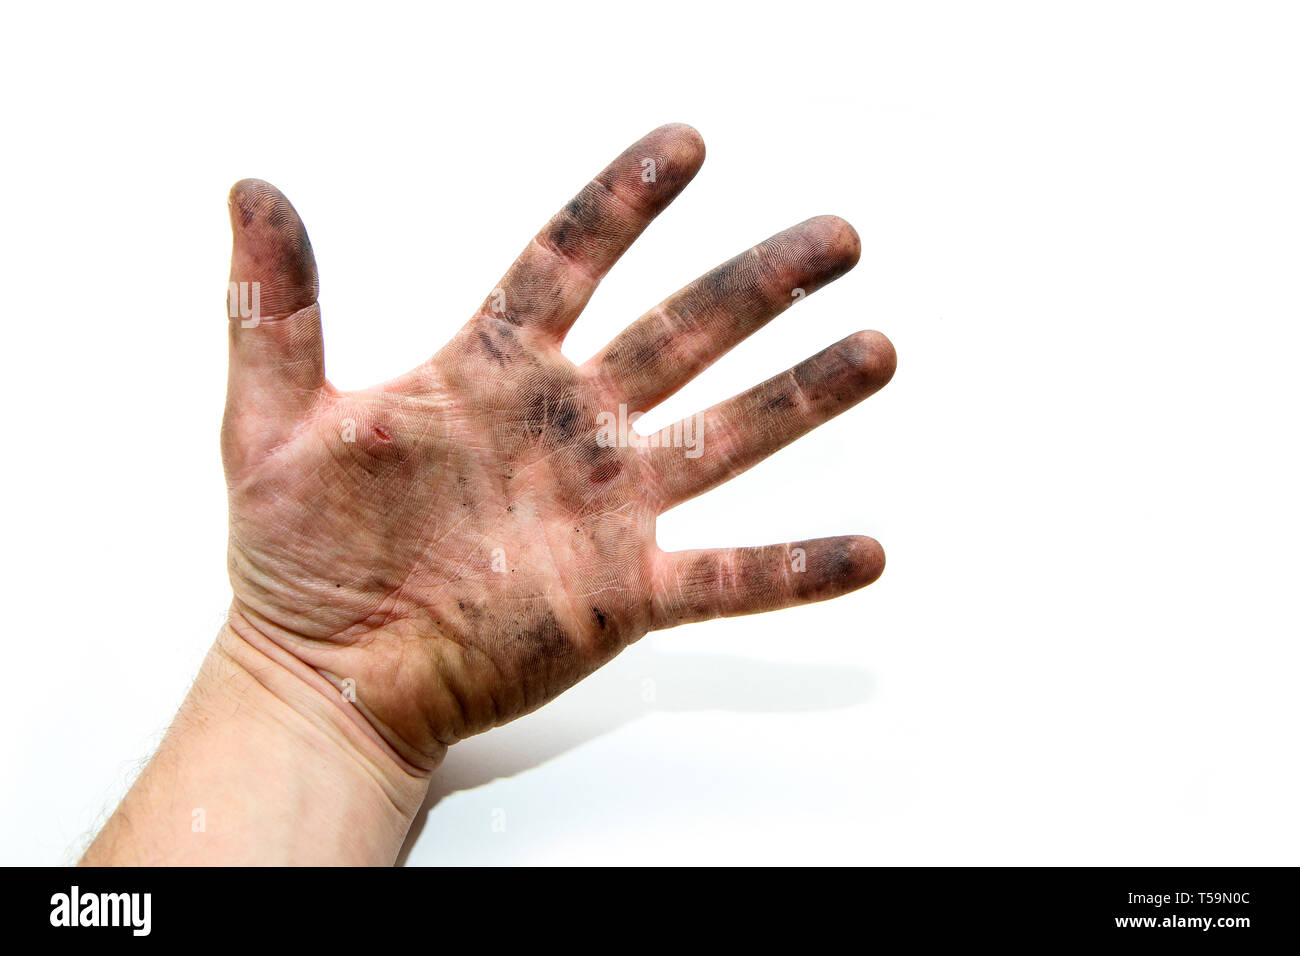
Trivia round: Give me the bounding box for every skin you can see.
[82,124,896,865]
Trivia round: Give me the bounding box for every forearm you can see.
[81,617,432,866]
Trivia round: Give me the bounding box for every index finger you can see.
[478,123,705,343]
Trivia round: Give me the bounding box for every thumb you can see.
[224,179,326,470]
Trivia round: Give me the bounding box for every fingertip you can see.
[229,177,277,201]
[659,122,706,164]
[854,534,887,587]
[823,534,886,589]
[227,179,307,245]
[639,123,707,187]
[806,214,862,270]
[226,179,318,314]
[841,330,898,392]
[789,535,886,606]
[229,178,279,228]
[782,215,861,291]
[598,124,707,223]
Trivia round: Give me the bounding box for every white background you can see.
[1,1,1297,865]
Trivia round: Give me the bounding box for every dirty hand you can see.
[223,123,896,772]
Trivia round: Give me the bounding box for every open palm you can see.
[222,124,895,769]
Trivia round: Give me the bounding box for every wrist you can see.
[215,612,434,804]
[218,610,436,783]
[82,614,431,865]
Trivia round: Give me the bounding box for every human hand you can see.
[223,123,896,771]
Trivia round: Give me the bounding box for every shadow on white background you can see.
[397,650,873,864]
